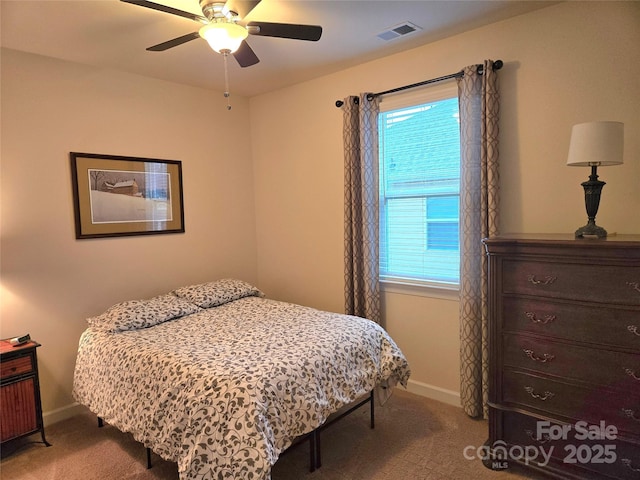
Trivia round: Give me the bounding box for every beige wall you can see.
[1,1,638,419]
[250,2,640,402]
[0,50,258,416]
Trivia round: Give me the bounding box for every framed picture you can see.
[70,152,185,239]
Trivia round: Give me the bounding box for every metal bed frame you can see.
[97,390,375,473]
[307,390,375,471]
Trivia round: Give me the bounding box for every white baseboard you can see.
[403,379,461,408]
[43,402,88,427]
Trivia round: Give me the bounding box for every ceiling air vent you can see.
[377,22,422,41]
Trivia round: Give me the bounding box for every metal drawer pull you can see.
[622,459,640,472]
[525,312,556,324]
[624,368,640,381]
[525,430,551,444]
[621,409,640,422]
[524,386,555,401]
[524,350,555,363]
[627,282,640,293]
[527,275,556,286]
[628,325,640,336]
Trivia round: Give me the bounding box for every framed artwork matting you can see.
[70,152,185,239]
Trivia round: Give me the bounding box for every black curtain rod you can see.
[335,60,503,107]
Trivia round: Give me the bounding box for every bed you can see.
[72,279,410,480]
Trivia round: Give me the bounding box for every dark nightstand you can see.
[0,339,50,446]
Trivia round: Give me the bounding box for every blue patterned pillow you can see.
[87,294,202,333]
[172,278,264,308]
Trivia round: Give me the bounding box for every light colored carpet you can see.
[0,389,532,480]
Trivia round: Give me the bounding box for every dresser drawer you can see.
[502,259,640,305]
[501,371,640,437]
[503,334,640,393]
[0,355,33,380]
[502,296,640,349]
[497,410,640,480]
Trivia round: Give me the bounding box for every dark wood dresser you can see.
[0,339,49,446]
[483,234,640,479]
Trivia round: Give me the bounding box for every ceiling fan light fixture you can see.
[199,22,248,54]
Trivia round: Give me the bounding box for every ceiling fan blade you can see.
[233,41,260,67]
[226,0,261,19]
[121,0,207,23]
[147,32,200,52]
[247,22,322,41]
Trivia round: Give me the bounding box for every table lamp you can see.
[567,121,624,238]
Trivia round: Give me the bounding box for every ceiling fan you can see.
[122,0,323,67]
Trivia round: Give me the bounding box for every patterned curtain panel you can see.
[342,94,382,324]
[457,61,500,418]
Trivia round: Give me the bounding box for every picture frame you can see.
[70,152,185,239]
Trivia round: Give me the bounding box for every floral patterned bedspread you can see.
[73,295,410,480]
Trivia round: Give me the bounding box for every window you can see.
[379,86,460,290]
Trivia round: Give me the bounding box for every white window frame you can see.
[378,82,460,300]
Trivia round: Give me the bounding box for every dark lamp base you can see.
[575,165,608,239]
[575,222,607,239]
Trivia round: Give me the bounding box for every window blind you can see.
[379,95,460,286]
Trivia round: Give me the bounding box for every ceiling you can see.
[1,0,556,97]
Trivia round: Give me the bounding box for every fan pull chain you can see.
[223,52,232,111]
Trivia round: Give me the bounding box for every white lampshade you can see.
[199,22,248,54]
[566,121,624,167]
